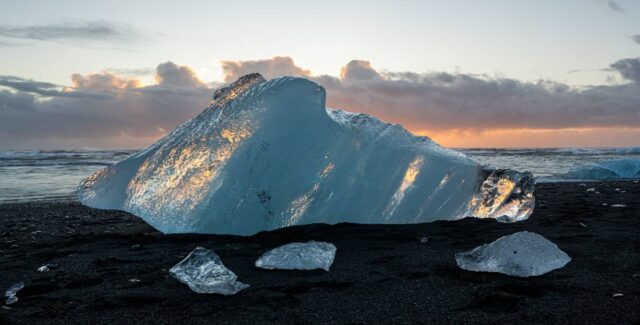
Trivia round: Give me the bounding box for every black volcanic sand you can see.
[1,181,639,324]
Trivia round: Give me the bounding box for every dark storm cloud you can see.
[610,58,640,84]
[0,21,146,47]
[632,35,640,45]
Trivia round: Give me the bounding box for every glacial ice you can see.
[455,231,571,277]
[255,241,336,271]
[169,247,248,295]
[79,73,534,235]
[565,158,640,180]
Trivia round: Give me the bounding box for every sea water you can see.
[0,147,638,203]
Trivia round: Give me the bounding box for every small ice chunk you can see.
[5,282,24,305]
[455,231,571,277]
[586,188,596,192]
[255,241,336,271]
[420,237,429,243]
[611,204,626,208]
[128,278,141,283]
[37,265,50,272]
[169,247,248,295]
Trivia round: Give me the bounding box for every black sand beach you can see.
[1,181,639,324]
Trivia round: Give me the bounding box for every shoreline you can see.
[1,181,639,323]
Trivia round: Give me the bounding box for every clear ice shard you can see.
[5,282,24,305]
[169,247,248,295]
[255,241,336,271]
[455,231,571,277]
[79,73,534,235]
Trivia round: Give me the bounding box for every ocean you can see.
[0,148,639,203]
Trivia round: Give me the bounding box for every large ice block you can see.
[79,74,534,235]
[455,231,571,277]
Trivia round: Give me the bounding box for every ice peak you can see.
[210,73,266,108]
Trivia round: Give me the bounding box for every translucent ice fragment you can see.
[5,282,24,305]
[37,265,50,272]
[466,169,535,223]
[455,231,570,277]
[169,247,248,295]
[255,241,336,271]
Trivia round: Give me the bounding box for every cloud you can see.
[339,60,381,81]
[221,56,311,82]
[71,72,142,90]
[155,62,205,88]
[0,21,146,48]
[610,58,640,84]
[0,75,108,98]
[104,67,155,77]
[313,65,640,132]
[606,0,624,12]
[632,35,640,45]
[1,57,640,148]
[0,62,210,145]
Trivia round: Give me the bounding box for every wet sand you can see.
[1,181,639,324]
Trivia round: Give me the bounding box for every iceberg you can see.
[455,231,571,277]
[564,158,640,180]
[79,73,534,235]
[255,241,336,271]
[169,247,248,295]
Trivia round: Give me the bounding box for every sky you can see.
[0,0,639,149]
